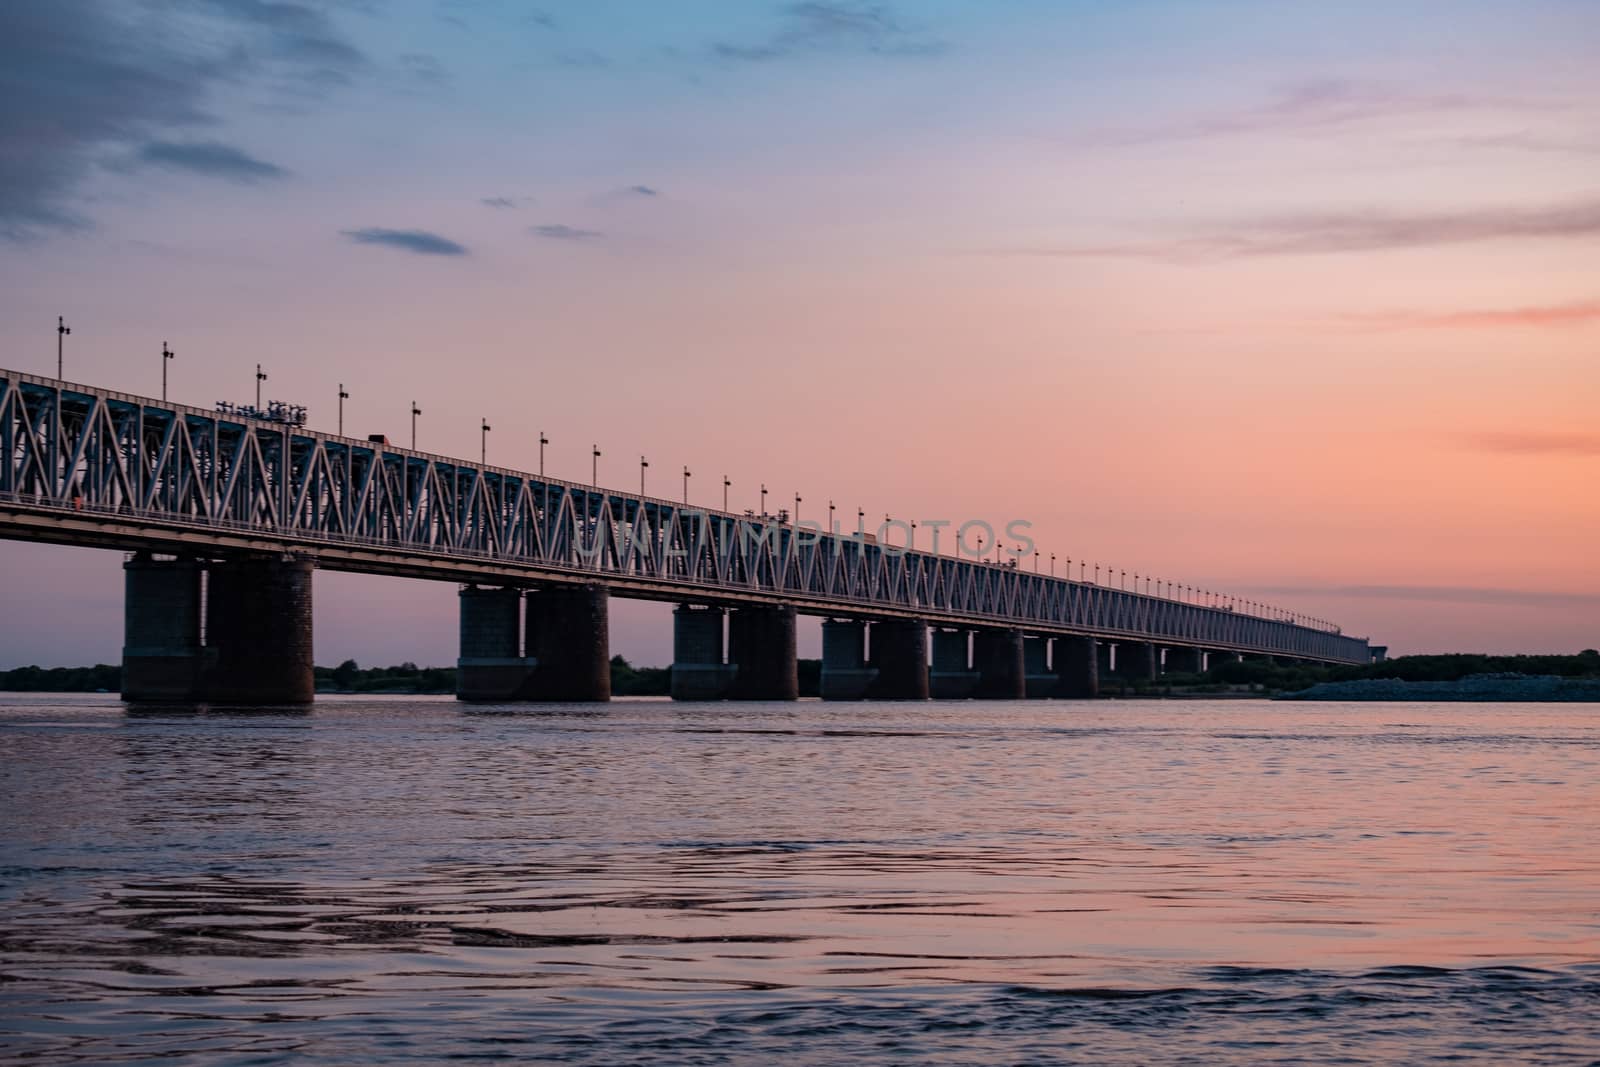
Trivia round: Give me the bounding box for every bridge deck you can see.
[0,368,1372,664]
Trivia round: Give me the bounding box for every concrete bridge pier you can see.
[1098,641,1115,678]
[671,605,734,701]
[974,628,1026,699]
[457,586,534,701]
[121,554,205,702]
[1116,640,1158,684]
[203,558,315,704]
[820,619,875,700]
[1208,650,1242,670]
[868,620,929,700]
[1165,646,1205,675]
[727,604,798,700]
[1053,635,1099,698]
[522,585,611,701]
[1023,635,1056,697]
[930,628,978,699]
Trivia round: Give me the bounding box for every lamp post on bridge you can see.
[56,316,71,379]
[592,445,601,486]
[337,383,348,435]
[162,342,174,402]
[640,456,648,496]
[411,402,421,449]
[539,433,548,476]
[481,419,491,465]
[794,493,801,525]
[683,466,691,504]
[256,364,268,410]
[828,500,835,535]
[760,484,767,516]
[722,475,730,512]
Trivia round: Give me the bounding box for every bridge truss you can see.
[0,369,1371,663]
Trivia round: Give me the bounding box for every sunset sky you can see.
[2,0,1596,668]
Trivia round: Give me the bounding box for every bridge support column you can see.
[1098,641,1114,678]
[1023,635,1056,697]
[930,629,978,699]
[456,586,534,701]
[1165,646,1205,675]
[203,558,315,704]
[121,554,204,702]
[1116,641,1157,683]
[820,619,875,701]
[1053,635,1099,698]
[522,584,611,701]
[868,620,928,700]
[974,628,1026,699]
[1208,650,1241,671]
[728,605,798,701]
[671,605,733,701]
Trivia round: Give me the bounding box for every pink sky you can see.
[1,1,1596,666]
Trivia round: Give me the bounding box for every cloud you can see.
[713,1,943,62]
[0,0,365,240]
[1082,78,1546,148]
[1339,300,1600,331]
[342,228,469,256]
[399,53,450,87]
[1012,198,1600,262]
[136,140,289,182]
[480,197,521,209]
[625,184,659,197]
[532,224,603,241]
[1239,584,1600,610]
[1459,431,1600,457]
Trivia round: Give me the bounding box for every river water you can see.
[2,695,1596,1064]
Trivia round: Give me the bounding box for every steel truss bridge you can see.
[0,368,1371,664]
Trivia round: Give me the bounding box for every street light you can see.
[162,342,174,402]
[256,364,268,409]
[722,475,730,511]
[683,466,691,504]
[1050,553,1055,576]
[640,455,648,496]
[760,483,767,515]
[592,445,601,486]
[411,402,421,449]
[481,419,491,465]
[337,383,349,435]
[539,432,548,476]
[794,492,801,524]
[56,316,70,379]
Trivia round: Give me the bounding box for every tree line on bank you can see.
[2,651,1595,696]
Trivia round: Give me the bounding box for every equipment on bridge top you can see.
[215,399,308,426]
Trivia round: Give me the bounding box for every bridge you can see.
[0,367,1376,703]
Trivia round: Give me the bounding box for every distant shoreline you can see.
[1280,673,1600,702]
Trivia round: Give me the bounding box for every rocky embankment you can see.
[1281,672,1600,702]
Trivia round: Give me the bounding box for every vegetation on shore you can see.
[3,651,1595,698]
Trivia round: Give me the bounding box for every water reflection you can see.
[1,696,1597,1065]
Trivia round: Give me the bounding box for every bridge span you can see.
[1,368,1376,703]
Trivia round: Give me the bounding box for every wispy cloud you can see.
[1012,198,1600,262]
[136,140,288,182]
[713,1,943,62]
[532,224,603,241]
[0,0,366,240]
[1239,584,1600,610]
[625,184,659,197]
[1083,78,1546,148]
[342,228,469,256]
[1459,431,1600,457]
[1339,300,1600,331]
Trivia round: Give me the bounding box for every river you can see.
[2,695,1596,1064]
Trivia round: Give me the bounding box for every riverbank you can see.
[1281,673,1600,702]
